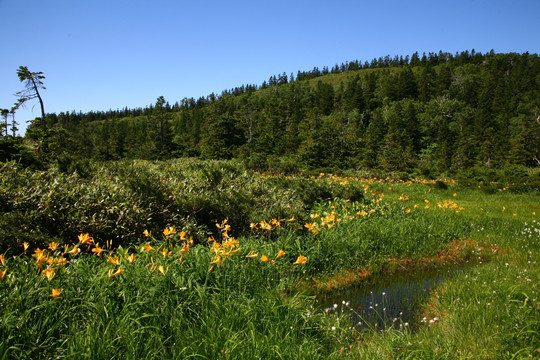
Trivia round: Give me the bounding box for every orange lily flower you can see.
[33,248,46,259]
[179,243,190,255]
[259,221,272,231]
[107,256,121,265]
[160,248,170,257]
[55,256,68,266]
[158,265,168,275]
[142,243,155,252]
[91,243,104,256]
[50,287,62,298]
[78,233,94,245]
[42,268,55,281]
[65,245,81,255]
[211,242,222,254]
[246,251,259,258]
[293,255,308,265]
[275,249,286,260]
[108,267,124,278]
[163,226,176,236]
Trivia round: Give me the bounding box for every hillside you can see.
[18,50,540,177]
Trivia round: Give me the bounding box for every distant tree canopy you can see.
[25,50,540,175]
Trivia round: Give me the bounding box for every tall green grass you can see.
[0,162,538,359]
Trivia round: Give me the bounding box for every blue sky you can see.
[1,0,539,135]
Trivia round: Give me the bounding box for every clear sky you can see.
[1,0,539,135]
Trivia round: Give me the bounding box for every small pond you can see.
[316,266,468,331]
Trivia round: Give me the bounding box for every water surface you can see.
[317,266,466,331]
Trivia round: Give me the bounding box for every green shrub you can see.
[1,159,368,250]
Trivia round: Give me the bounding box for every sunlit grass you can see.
[0,166,538,359]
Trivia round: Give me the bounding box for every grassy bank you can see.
[0,161,538,359]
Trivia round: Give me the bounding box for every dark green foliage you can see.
[21,51,540,177]
[454,165,540,192]
[0,159,368,251]
[0,136,40,168]
[433,180,448,190]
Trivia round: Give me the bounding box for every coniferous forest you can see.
[1,50,536,179]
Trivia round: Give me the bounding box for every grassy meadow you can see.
[0,159,538,359]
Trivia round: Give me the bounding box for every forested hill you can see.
[27,50,540,175]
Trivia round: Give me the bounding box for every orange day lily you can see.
[78,233,94,245]
[293,255,308,265]
[211,255,223,265]
[160,248,171,257]
[50,287,62,298]
[259,221,272,231]
[55,256,68,266]
[158,265,168,275]
[107,256,121,266]
[108,267,124,278]
[64,245,81,255]
[246,251,259,259]
[125,253,136,263]
[142,243,154,252]
[91,243,104,257]
[42,268,55,282]
[260,255,270,262]
[179,243,190,255]
[208,255,222,273]
[275,249,286,260]
[33,248,48,265]
[163,227,176,236]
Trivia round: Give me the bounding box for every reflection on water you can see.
[317,266,465,331]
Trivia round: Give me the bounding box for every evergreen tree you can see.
[0,109,8,137]
[15,66,47,131]
[396,68,418,100]
[315,81,335,115]
[10,108,19,137]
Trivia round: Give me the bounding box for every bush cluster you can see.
[0,159,364,251]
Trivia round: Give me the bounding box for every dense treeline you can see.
[17,50,540,176]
